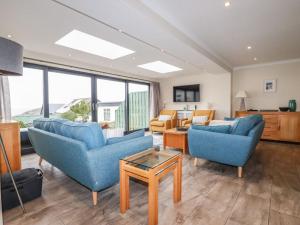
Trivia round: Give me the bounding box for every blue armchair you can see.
[28,118,153,205]
[188,115,264,177]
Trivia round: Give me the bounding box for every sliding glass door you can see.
[97,79,126,137]
[128,83,149,131]
[9,67,44,127]
[48,71,92,122]
[9,63,150,135]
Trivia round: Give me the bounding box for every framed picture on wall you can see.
[264,79,277,93]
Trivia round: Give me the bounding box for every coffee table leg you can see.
[148,172,158,225]
[120,160,130,213]
[173,156,182,203]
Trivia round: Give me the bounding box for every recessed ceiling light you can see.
[254,57,257,61]
[68,53,72,57]
[138,61,182,74]
[7,34,12,38]
[225,1,231,7]
[55,30,135,60]
[247,46,252,50]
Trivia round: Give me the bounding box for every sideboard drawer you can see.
[262,130,279,140]
[263,115,279,124]
[264,123,279,131]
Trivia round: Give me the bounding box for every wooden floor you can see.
[3,139,300,225]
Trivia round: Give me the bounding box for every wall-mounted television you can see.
[173,84,200,102]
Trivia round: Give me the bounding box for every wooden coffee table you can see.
[163,128,188,154]
[120,148,182,225]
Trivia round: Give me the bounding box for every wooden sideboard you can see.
[0,121,21,173]
[236,111,300,142]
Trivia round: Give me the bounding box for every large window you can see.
[8,64,150,135]
[97,79,125,136]
[9,68,43,127]
[128,83,149,130]
[48,71,91,122]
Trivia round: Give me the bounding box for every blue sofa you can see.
[28,118,153,205]
[188,115,265,177]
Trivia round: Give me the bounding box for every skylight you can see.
[138,61,182,73]
[55,30,135,59]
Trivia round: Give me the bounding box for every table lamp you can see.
[0,36,25,212]
[236,90,248,111]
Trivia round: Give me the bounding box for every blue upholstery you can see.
[33,118,106,149]
[106,129,145,145]
[224,117,238,121]
[20,128,29,143]
[191,125,231,134]
[188,115,264,167]
[231,114,263,136]
[28,119,153,192]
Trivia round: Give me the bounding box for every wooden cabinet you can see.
[0,121,21,173]
[278,114,300,141]
[236,111,300,142]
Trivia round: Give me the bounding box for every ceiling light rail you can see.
[50,0,203,71]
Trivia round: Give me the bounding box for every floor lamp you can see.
[0,36,25,213]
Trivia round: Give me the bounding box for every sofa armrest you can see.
[182,119,192,126]
[106,129,144,145]
[204,121,210,126]
[164,120,172,129]
[150,118,158,122]
[28,128,93,188]
[86,135,153,191]
[188,129,253,166]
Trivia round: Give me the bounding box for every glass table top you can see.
[122,148,181,170]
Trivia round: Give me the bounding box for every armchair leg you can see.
[92,191,98,206]
[237,166,243,178]
[38,156,43,166]
[194,158,198,167]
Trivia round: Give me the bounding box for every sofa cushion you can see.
[209,120,238,126]
[33,118,106,149]
[192,116,208,124]
[191,125,231,134]
[158,115,171,121]
[151,121,165,127]
[106,129,145,145]
[231,115,263,136]
[33,118,67,133]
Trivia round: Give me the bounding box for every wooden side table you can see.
[0,121,21,173]
[120,149,182,225]
[163,128,188,154]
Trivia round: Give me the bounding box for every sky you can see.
[9,68,148,116]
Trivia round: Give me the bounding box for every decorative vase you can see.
[288,100,297,112]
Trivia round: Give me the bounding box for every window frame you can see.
[22,62,150,132]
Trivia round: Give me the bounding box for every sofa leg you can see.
[237,166,243,178]
[92,191,98,206]
[38,156,43,166]
[194,158,198,166]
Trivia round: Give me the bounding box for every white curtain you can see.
[150,82,161,119]
[0,76,11,120]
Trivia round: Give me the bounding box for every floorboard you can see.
[3,137,300,225]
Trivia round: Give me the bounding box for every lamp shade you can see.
[235,90,248,98]
[0,37,23,76]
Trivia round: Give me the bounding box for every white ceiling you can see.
[143,0,300,67]
[0,0,299,79]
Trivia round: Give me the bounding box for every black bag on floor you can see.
[1,168,43,211]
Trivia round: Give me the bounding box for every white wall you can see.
[232,59,300,113]
[159,72,231,119]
